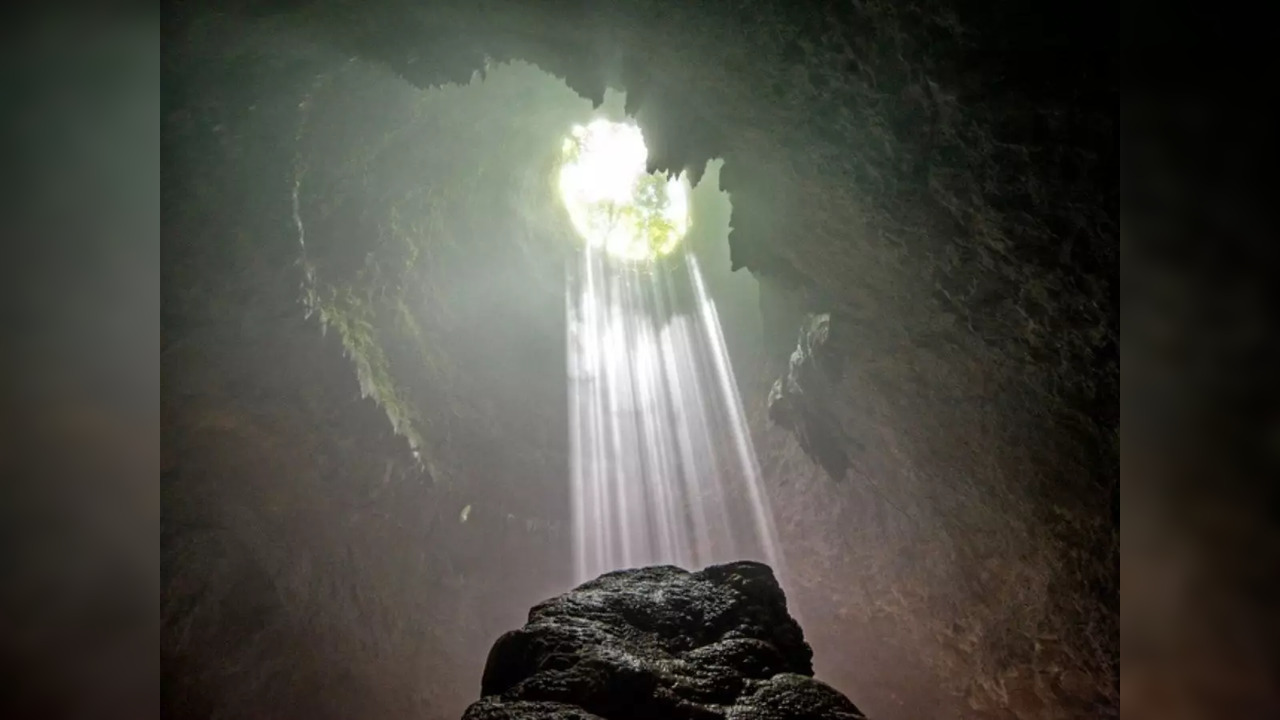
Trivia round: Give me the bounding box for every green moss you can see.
[306,271,425,451]
[294,60,593,475]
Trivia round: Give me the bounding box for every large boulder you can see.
[462,562,866,720]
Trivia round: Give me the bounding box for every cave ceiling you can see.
[161,0,1116,717]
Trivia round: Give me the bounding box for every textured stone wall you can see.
[162,1,1116,717]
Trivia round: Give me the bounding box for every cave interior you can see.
[161,1,1117,718]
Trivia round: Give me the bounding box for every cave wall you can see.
[162,1,1116,717]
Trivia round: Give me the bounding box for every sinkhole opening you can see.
[557,118,690,263]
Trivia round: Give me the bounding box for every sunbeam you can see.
[567,246,782,582]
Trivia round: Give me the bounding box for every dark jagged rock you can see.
[768,314,849,480]
[462,562,866,720]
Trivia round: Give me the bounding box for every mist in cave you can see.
[162,5,1118,720]
[557,116,781,581]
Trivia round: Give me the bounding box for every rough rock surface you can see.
[463,562,866,720]
[159,0,1118,716]
[767,314,848,480]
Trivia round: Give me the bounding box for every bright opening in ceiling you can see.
[557,119,690,263]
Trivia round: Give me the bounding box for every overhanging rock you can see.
[768,313,849,480]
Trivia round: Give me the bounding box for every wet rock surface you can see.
[463,562,866,720]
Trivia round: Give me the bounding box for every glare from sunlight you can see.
[558,119,690,262]
[567,249,783,584]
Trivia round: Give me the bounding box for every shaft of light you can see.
[567,247,784,583]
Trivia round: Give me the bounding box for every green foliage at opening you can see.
[557,120,688,262]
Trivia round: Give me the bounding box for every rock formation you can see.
[159,0,1118,716]
[464,562,866,720]
[767,313,848,480]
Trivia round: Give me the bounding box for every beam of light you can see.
[688,253,783,573]
[567,244,784,583]
[557,119,689,262]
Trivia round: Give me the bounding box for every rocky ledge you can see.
[462,561,866,720]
